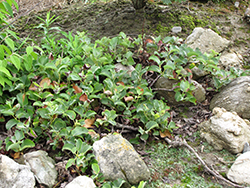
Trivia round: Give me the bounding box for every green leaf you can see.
[145,121,159,132]
[6,119,19,130]
[62,143,75,152]
[76,138,83,151]
[64,110,76,120]
[175,91,183,102]
[180,80,190,92]
[0,45,4,60]
[10,55,21,70]
[113,178,126,188]
[5,37,14,51]
[65,158,75,169]
[0,66,12,78]
[3,2,13,17]
[148,65,161,73]
[26,46,33,55]
[68,73,81,81]
[16,93,28,107]
[149,55,161,65]
[20,139,35,150]
[6,143,20,152]
[92,163,100,174]
[71,127,88,136]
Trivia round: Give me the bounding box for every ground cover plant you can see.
[0,0,249,187]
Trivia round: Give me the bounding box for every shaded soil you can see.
[4,0,250,187]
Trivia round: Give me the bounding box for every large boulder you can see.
[154,77,206,105]
[65,176,96,188]
[0,154,35,188]
[24,150,58,188]
[93,134,150,185]
[227,151,250,185]
[185,27,230,54]
[210,76,250,119]
[199,107,250,154]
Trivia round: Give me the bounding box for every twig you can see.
[152,88,174,92]
[149,74,161,88]
[164,137,245,188]
[115,123,139,131]
[0,0,43,32]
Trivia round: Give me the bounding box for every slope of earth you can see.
[6,0,250,187]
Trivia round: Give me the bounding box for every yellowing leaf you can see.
[40,78,51,88]
[29,82,38,91]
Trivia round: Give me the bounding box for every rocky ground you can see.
[4,0,250,187]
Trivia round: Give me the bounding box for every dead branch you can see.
[164,137,245,188]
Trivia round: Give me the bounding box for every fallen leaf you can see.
[40,78,51,88]
[84,118,95,128]
[13,152,20,159]
[160,129,172,138]
[73,83,82,94]
[124,96,134,102]
[79,93,88,102]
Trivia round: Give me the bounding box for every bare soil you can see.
[6,0,250,187]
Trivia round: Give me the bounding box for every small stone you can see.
[171,26,182,33]
[234,1,239,8]
[65,176,96,188]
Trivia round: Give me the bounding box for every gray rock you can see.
[210,76,250,119]
[93,134,150,185]
[0,154,35,188]
[185,27,230,54]
[65,176,96,188]
[199,107,250,154]
[243,142,250,153]
[154,77,206,105]
[227,152,250,185]
[190,66,209,80]
[24,150,57,188]
[219,52,243,69]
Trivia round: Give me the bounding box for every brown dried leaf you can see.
[116,81,124,86]
[73,84,82,94]
[79,93,88,102]
[124,96,134,102]
[84,118,95,128]
[13,152,20,159]
[40,78,51,88]
[160,129,172,138]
